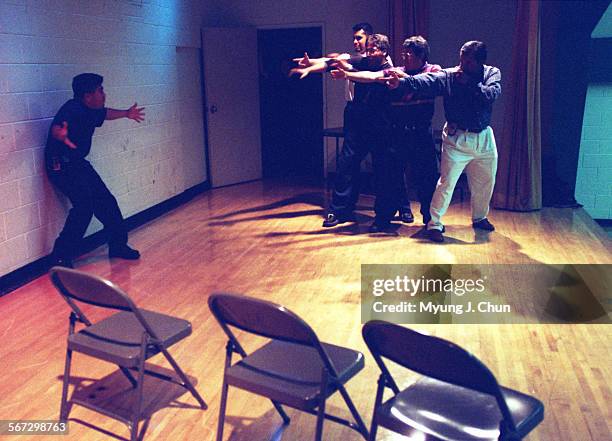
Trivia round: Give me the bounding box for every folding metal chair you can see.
[50,266,207,441]
[208,293,369,441]
[362,320,544,441]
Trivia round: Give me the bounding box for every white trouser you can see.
[427,124,498,231]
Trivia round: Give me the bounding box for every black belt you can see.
[392,123,431,131]
[453,125,486,133]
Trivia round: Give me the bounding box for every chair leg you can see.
[314,397,326,441]
[59,347,73,421]
[314,369,329,441]
[216,377,230,441]
[60,315,77,422]
[338,384,369,439]
[368,421,379,441]
[369,374,386,441]
[271,400,291,425]
[161,348,207,409]
[217,342,234,441]
[120,366,138,388]
[131,335,147,441]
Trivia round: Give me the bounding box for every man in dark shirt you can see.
[291,26,415,228]
[46,73,145,267]
[332,35,441,231]
[387,40,501,242]
[332,34,398,231]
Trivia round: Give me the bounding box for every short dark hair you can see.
[403,35,430,62]
[367,34,390,54]
[72,73,103,99]
[460,40,487,63]
[352,22,373,35]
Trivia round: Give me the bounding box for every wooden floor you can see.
[1,180,610,441]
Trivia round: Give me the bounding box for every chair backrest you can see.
[208,293,319,347]
[362,320,514,424]
[50,267,162,341]
[50,266,135,311]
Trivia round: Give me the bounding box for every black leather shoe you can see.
[109,245,140,260]
[322,212,340,227]
[427,229,444,243]
[472,218,495,231]
[369,222,392,233]
[399,209,414,224]
[323,212,354,227]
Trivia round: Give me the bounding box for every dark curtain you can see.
[493,0,542,211]
[388,0,430,63]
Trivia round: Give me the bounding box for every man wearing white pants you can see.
[430,124,498,235]
[387,40,501,242]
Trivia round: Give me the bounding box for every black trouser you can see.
[330,102,408,215]
[48,161,127,258]
[375,124,438,224]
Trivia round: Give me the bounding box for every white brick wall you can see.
[576,83,612,219]
[0,0,207,276]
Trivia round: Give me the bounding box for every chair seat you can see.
[68,309,192,367]
[376,377,544,440]
[226,340,364,409]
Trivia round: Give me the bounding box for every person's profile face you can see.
[402,49,424,71]
[365,43,385,66]
[84,85,106,109]
[353,30,368,54]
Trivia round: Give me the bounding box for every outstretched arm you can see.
[289,60,329,79]
[292,52,350,66]
[290,51,353,78]
[106,103,145,122]
[330,69,383,83]
[386,70,451,97]
[289,55,355,79]
[332,67,408,83]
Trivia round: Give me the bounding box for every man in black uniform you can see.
[335,36,441,229]
[46,73,145,267]
[329,34,396,231]
[291,24,414,227]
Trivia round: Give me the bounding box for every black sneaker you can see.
[399,209,414,224]
[109,245,141,260]
[472,218,495,231]
[427,229,444,243]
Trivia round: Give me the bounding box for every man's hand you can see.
[388,67,409,78]
[292,52,311,67]
[51,121,77,149]
[127,103,145,122]
[383,71,401,89]
[328,58,352,72]
[330,69,347,80]
[289,67,310,79]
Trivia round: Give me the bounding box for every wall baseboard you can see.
[0,180,210,297]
